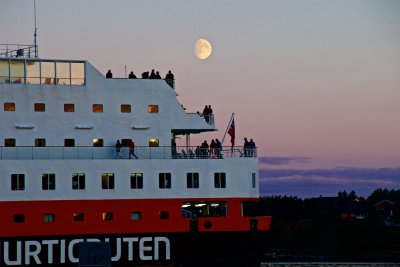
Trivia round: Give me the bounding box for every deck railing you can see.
[0,146,257,160]
[0,44,38,58]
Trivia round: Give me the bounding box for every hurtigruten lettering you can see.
[0,236,170,265]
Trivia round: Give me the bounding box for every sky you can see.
[1,0,399,198]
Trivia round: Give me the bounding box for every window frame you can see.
[130,173,143,189]
[214,172,226,188]
[11,174,25,191]
[72,173,85,190]
[42,173,56,190]
[187,172,199,189]
[159,173,171,189]
[101,173,115,189]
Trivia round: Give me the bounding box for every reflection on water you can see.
[261,263,399,267]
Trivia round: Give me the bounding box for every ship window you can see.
[56,62,71,85]
[130,173,143,189]
[131,212,141,221]
[0,60,9,83]
[102,173,115,189]
[214,173,226,188]
[148,105,158,113]
[181,201,227,218]
[44,213,55,222]
[93,104,103,113]
[159,173,171,189]
[187,173,199,188]
[4,102,15,111]
[73,212,85,221]
[42,173,56,190]
[102,212,113,221]
[149,138,159,147]
[64,103,75,112]
[71,62,85,86]
[64,139,75,147]
[5,138,16,147]
[41,61,55,84]
[10,60,24,84]
[14,214,25,223]
[26,60,40,84]
[159,211,169,220]
[121,104,131,113]
[35,138,46,147]
[93,138,103,147]
[11,174,25,191]
[72,173,85,190]
[34,103,45,112]
[252,173,256,188]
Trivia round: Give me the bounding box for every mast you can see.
[34,0,38,57]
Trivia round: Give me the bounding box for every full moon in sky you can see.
[194,39,212,60]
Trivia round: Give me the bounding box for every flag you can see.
[228,118,235,147]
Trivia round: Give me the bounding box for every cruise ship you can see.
[0,44,271,267]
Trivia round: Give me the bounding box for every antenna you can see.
[33,0,38,57]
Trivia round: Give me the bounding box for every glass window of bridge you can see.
[102,173,115,189]
[130,173,143,189]
[41,61,55,84]
[102,212,113,221]
[44,213,55,223]
[93,138,103,147]
[72,173,85,190]
[14,214,25,223]
[64,138,75,147]
[35,138,46,147]
[73,212,85,222]
[56,62,70,85]
[131,212,141,221]
[214,172,226,188]
[11,174,25,191]
[149,138,159,147]
[10,60,24,84]
[4,102,15,111]
[42,173,55,190]
[64,103,75,112]
[159,173,171,189]
[34,103,45,112]
[148,105,158,113]
[26,60,40,84]
[93,104,103,113]
[4,138,16,147]
[187,173,199,189]
[0,60,10,83]
[121,104,131,113]
[71,62,85,85]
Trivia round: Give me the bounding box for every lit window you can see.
[14,214,25,223]
[131,212,141,221]
[72,173,85,190]
[187,173,199,188]
[121,104,131,113]
[93,104,103,113]
[149,138,159,147]
[35,138,46,147]
[42,173,55,190]
[159,173,171,189]
[130,173,143,189]
[148,105,158,113]
[102,212,113,221]
[64,103,75,112]
[5,138,16,147]
[64,139,75,147]
[93,138,103,147]
[73,212,84,221]
[11,174,25,191]
[34,103,45,112]
[102,173,115,189]
[159,211,169,220]
[4,102,15,111]
[214,173,226,188]
[44,213,55,222]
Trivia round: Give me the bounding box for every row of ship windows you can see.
[9,172,236,191]
[1,103,159,113]
[3,138,159,147]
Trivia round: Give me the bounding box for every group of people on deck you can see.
[115,139,138,159]
[106,69,174,81]
[195,139,223,158]
[243,137,256,157]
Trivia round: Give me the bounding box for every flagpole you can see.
[221,113,234,145]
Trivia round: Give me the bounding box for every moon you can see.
[194,39,212,60]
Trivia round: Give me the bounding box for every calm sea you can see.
[261,263,399,267]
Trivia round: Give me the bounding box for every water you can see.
[261,263,399,267]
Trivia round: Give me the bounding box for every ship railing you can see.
[0,44,38,58]
[0,146,256,160]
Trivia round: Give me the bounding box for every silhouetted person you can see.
[128,71,137,79]
[128,139,138,159]
[249,138,256,157]
[203,105,210,122]
[165,70,175,88]
[142,71,149,79]
[155,71,161,79]
[215,138,222,158]
[149,69,157,79]
[106,70,113,78]
[243,138,250,157]
[115,140,122,158]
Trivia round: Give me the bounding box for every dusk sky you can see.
[1,0,399,198]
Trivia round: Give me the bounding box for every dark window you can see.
[73,213,84,221]
[131,212,141,220]
[35,138,46,147]
[42,173,56,190]
[159,211,169,220]
[121,104,131,113]
[102,173,115,189]
[252,173,256,188]
[159,173,171,189]
[64,139,75,147]
[11,174,25,190]
[44,213,55,222]
[14,214,25,223]
[214,172,226,188]
[130,173,143,189]
[187,173,199,188]
[72,173,85,190]
[4,138,16,147]
[64,103,75,112]
[34,103,45,112]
